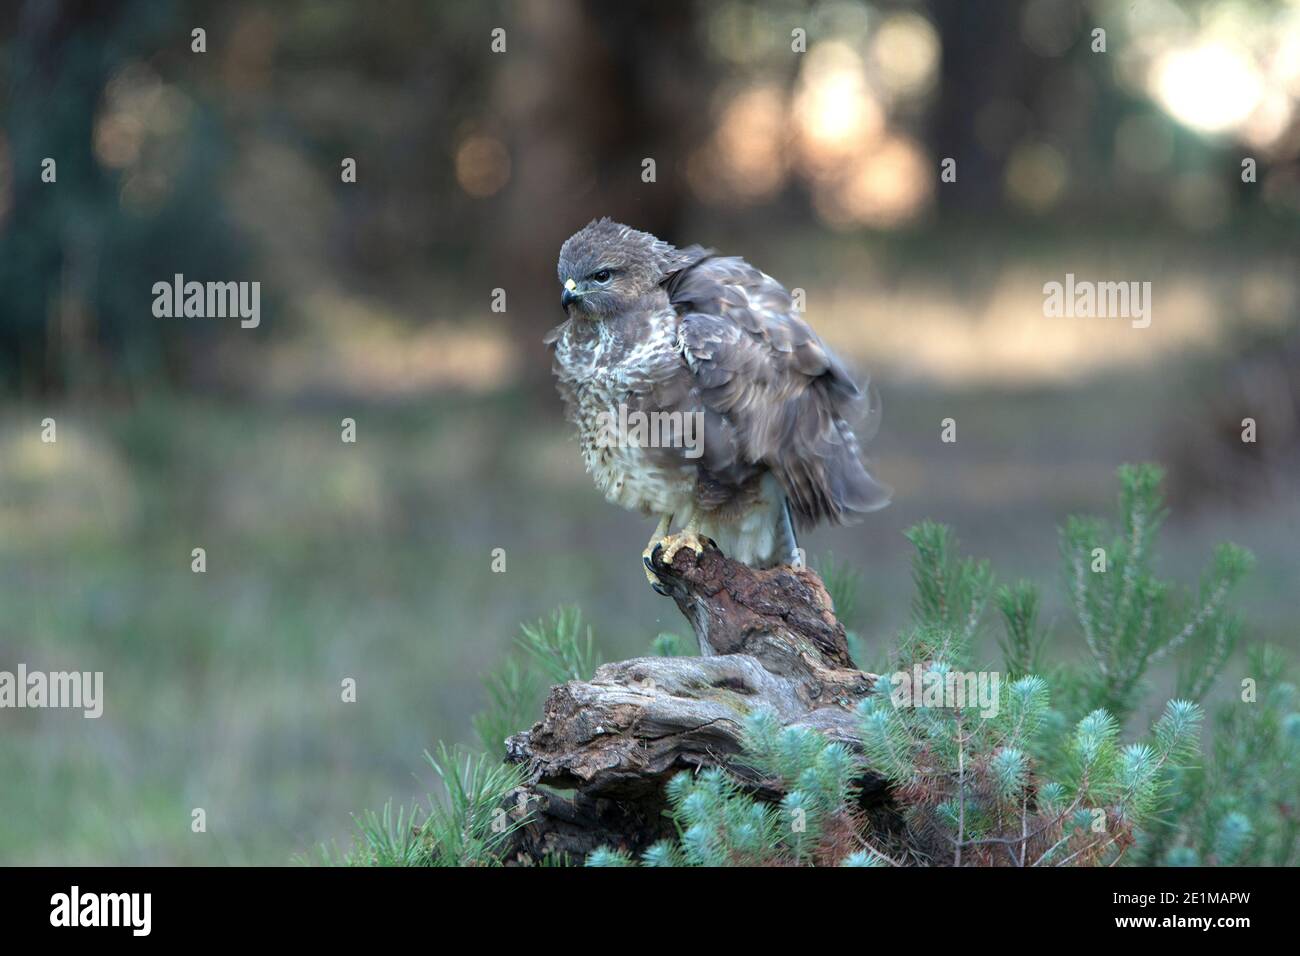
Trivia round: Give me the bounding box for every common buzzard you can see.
[547,219,890,589]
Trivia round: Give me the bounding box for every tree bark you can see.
[500,544,892,865]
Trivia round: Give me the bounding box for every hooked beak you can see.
[561,277,580,311]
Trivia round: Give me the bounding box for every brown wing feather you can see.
[668,256,891,527]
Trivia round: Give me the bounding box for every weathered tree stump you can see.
[500,544,892,865]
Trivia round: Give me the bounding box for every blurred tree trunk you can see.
[493,0,714,390]
[0,0,125,395]
[928,0,1044,218]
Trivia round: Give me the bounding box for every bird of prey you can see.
[547,218,891,589]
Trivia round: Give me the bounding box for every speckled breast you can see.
[555,320,697,517]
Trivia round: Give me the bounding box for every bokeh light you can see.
[454,134,511,198]
[1153,43,1264,134]
[1005,142,1068,212]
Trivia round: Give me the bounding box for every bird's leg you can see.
[780,499,805,568]
[655,515,712,565]
[643,514,673,588]
[643,515,716,592]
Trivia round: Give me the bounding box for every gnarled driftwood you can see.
[500,543,890,864]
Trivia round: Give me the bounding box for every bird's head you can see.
[556,218,676,319]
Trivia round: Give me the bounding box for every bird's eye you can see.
[591,269,613,284]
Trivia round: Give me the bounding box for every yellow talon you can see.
[643,516,714,590]
[643,514,672,587]
[657,527,709,564]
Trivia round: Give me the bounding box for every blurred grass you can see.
[1,372,1297,863]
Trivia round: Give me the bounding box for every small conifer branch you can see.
[954,716,967,867]
[1019,794,1029,868]
[1152,581,1228,663]
[1069,549,1105,675]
